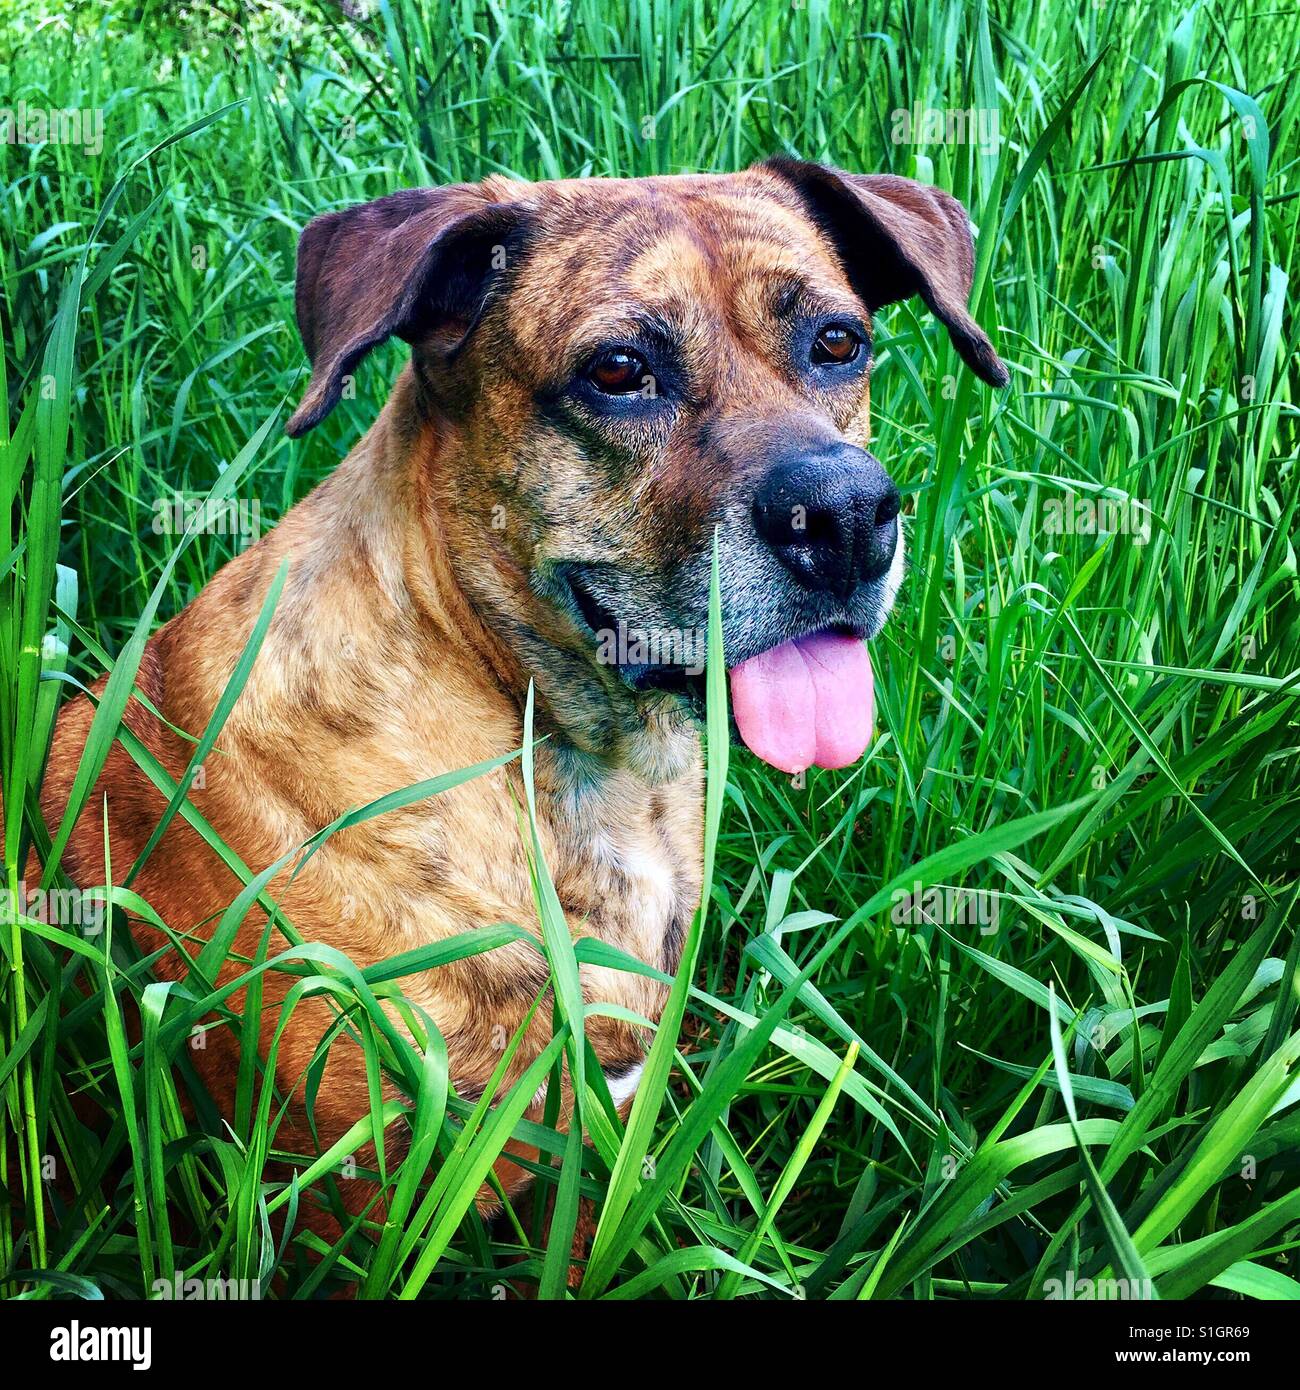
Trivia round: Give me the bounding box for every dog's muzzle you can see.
[555,439,904,779]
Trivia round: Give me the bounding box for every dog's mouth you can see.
[563,569,876,775]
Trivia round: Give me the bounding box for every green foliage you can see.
[1,0,1298,1299]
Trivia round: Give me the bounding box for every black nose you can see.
[752,445,901,597]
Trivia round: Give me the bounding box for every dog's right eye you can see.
[587,348,648,395]
[811,324,864,366]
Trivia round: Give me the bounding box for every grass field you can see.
[2,0,1299,1301]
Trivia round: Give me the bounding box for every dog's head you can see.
[287,161,1006,776]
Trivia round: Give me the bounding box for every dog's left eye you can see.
[811,324,863,366]
[587,348,648,394]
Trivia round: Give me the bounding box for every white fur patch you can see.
[528,1061,644,1112]
[606,1060,644,1108]
[617,844,675,903]
[882,521,906,613]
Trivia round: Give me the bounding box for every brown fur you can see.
[35,160,1005,1249]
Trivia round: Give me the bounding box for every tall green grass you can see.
[1,0,1298,1299]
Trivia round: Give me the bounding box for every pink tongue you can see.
[729,631,874,774]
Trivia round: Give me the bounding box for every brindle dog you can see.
[38,159,1007,1241]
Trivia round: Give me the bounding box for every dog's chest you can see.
[575,828,681,961]
[546,773,702,976]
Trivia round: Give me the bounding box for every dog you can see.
[37,158,1006,1245]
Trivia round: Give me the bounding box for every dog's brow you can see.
[765,274,866,328]
[559,308,685,371]
[774,280,802,318]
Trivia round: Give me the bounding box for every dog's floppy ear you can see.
[763,158,1008,387]
[287,185,523,437]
